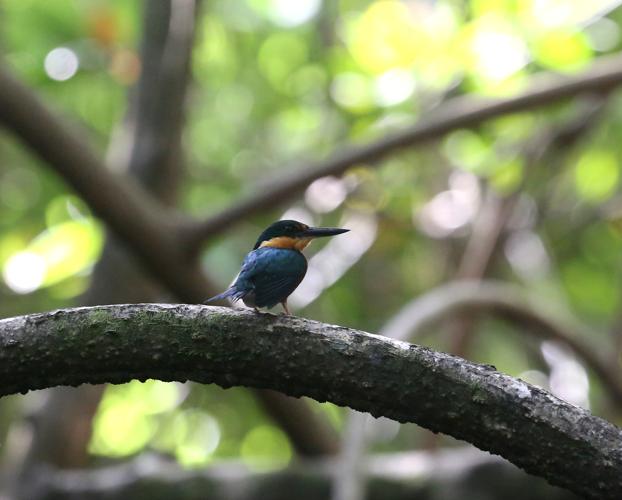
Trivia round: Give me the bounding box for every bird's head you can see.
[253,219,349,251]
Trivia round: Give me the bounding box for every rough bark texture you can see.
[0,304,620,499]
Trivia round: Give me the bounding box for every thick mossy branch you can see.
[0,304,620,499]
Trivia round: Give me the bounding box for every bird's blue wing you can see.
[237,247,307,308]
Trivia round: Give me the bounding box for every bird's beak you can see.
[302,226,350,238]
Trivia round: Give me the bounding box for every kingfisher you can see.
[204,219,349,314]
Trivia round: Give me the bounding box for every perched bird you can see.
[204,219,349,314]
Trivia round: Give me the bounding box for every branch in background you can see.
[0,37,338,460]
[189,54,622,250]
[2,54,622,293]
[445,189,517,359]
[449,96,607,356]
[332,410,368,500]
[8,0,205,484]
[0,63,210,304]
[22,449,578,500]
[255,389,340,456]
[0,304,620,499]
[381,280,622,407]
[119,0,197,202]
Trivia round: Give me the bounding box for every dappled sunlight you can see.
[416,171,481,238]
[304,176,348,214]
[468,22,529,82]
[240,425,292,471]
[262,0,322,27]
[522,0,622,28]
[1,218,103,294]
[373,68,417,107]
[168,410,222,467]
[504,230,550,280]
[3,251,46,294]
[330,72,374,112]
[574,149,620,202]
[346,1,455,75]
[90,380,184,457]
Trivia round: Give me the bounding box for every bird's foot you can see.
[280,301,291,315]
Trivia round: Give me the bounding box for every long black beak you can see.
[302,226,349,238]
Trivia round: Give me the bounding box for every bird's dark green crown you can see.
[253,220,309,249]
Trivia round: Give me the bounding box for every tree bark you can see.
[0,304,620,499]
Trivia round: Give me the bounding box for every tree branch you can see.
[0,304,620,499]
[189,53,622,250]
[121,0,198,201]
[23,449,578,500]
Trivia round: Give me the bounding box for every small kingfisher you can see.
[204,219,349,314]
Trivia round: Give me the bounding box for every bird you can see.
[204,219,349,314]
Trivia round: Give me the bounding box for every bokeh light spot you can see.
[374,69,416,106]
[330,72,374,111]
[265,0,321,27]
[241,425,292,471]
[470,28,528,81]
[3,251,46,294]
[44,47,79,81]
[305,176,347,214]
[574,150,619,202]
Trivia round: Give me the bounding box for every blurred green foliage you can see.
[2,0,622,469]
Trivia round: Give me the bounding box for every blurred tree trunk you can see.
[11,0,199,486]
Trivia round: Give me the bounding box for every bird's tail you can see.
[203,290,233,304]
[203,288,246,304]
